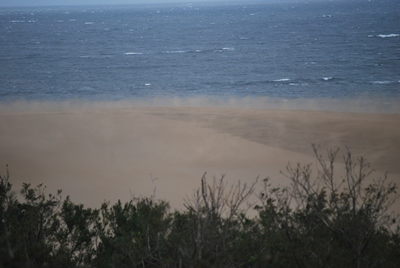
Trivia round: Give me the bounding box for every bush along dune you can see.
[1,146,399,268]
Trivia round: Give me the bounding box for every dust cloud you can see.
[0,97,399,210]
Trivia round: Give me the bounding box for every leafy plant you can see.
[0,146,399,267]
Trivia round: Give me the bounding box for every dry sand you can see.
[0,101,399,210]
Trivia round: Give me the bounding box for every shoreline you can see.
[1,96,400,114]
[0,103,399,209]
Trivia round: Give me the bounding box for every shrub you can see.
[1,146,399,267]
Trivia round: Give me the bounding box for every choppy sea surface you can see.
[0,0,399,109]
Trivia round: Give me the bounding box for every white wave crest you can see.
[371,81,391,84]
[322,77,333,81]
[166,50,186,53]
[124,52,143,55]
[377,34,399,38]
[273,78,290,82]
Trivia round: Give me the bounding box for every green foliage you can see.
[255,145,400,268]
[1,146,399,267]
[0,169,98,268]
[93,197,171,267]
[54,196,99,267]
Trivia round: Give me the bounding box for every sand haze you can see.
[0,99,399,210]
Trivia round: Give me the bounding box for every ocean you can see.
[0,0,399,106]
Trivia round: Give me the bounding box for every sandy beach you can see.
[0,103,399,210]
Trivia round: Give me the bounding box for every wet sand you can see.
[0,104,399,209]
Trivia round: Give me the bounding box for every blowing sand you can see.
[0,102,399,210]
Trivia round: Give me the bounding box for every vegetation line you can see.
[1,146,399,267]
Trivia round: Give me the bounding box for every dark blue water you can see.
[0,0,399,102]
